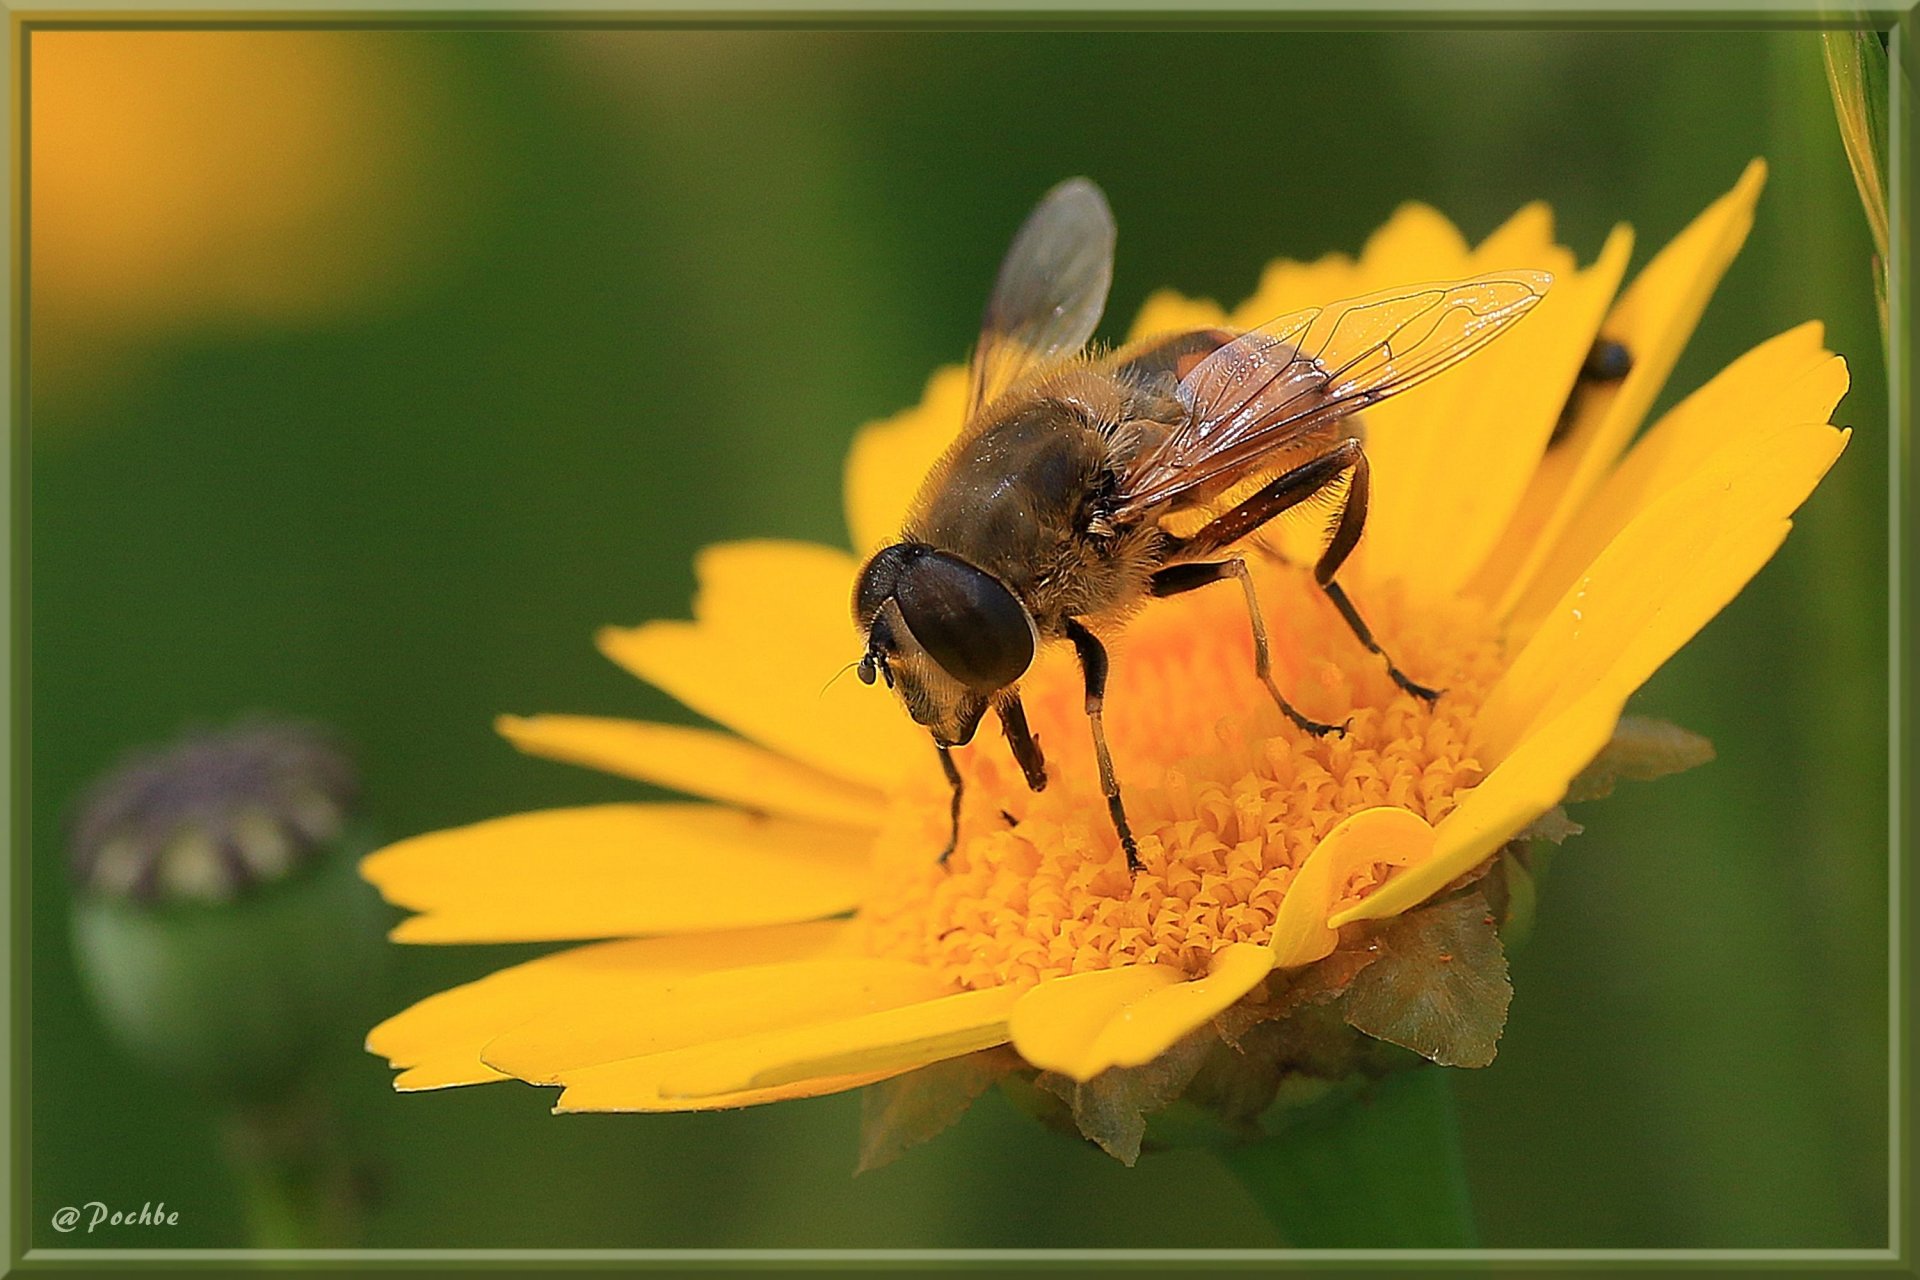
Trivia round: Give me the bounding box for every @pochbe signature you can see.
[51,1201,179,1234]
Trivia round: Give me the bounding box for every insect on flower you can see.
[364,160,1852,1132]
[853,179,1552,871]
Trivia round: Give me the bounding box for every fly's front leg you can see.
[935,741,963,865]
[996,693,1047,792]
[1151,558,1346,737]
[1063,618,1142,874]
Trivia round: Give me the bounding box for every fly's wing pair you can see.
[965,177,1116,419]
[961,178,1552,514]
[1114,272,1553,518]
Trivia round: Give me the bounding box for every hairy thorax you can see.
[906,363,1181,631]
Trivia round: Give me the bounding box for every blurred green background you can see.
[28,28,1887,1250]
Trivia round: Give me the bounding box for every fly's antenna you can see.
[819,658,864,697]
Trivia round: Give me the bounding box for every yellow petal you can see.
[656,985,1022,1098]
[1007,964,1185,1078]
[1356,202,1471,284]
[480,956,951,1083]
[843,366,968,556]
[598,540,924,791]
[1008,947,1273,1083]
[1365,223,1632,592]
[1072,944,1275,1080]
[362,804,872,943]
[1339,408,1843,931]
[394,1061,506,1091]
[1471,200,1556,265]
[1331,688,1623,927]
[1481,420,1849,761]
[1227,253,1359,330]
[1269,807,1437,967]
[1506,325,1849,637]
[497,713,885,829]
[554,1050,895,1113]
[1126,287,1230,343]
[366,922,856,1090]
[1476,160,1768,612]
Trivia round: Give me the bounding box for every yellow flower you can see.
[364,161,1849,1152]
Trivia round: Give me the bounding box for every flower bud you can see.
[68,720,387,1099]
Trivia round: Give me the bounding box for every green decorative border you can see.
[2,5,1911,1272]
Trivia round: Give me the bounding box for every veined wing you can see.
[966,178,1116,420]
[1116,271,1551,517]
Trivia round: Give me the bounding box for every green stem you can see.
[230,1151,314,1251]
[1217,1068,1478,1248]
[222,1092,364,1249]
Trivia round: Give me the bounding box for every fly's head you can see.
[852,543,1037,747]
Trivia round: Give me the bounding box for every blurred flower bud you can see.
[68,719,387,1100]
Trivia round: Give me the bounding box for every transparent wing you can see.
[966,177,1116,419]
[1116,271,1552,517]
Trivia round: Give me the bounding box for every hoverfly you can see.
[853,178,1550,872]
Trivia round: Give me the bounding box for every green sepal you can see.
[1565,715,1714,803]
[856,1048,1014,1174]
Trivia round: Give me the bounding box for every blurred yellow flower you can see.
[364,161,1848,1156]
[32,32,452,403]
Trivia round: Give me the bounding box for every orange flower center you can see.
[858,554,1505,990]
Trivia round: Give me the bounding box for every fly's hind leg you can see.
[1150,558,1345,737]
[1174,438,1440,704]
[1063,619,1142,874]
[1309,449,1441,702]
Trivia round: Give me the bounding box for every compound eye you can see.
[853,543,919,628]
[894,552,1036,693]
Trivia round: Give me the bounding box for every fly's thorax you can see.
[900,364,1188,634]
[909,398,1105,587]
[911,367,1165,570]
